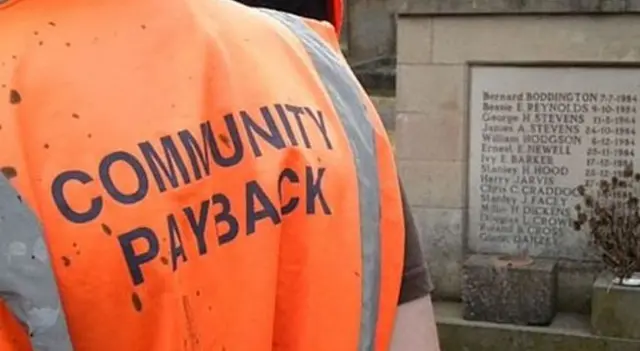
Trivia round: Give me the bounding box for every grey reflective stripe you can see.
[0,176,73,350]
[260,9,382,351]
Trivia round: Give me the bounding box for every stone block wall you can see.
[395,7,640,310]
[346,0,403,61]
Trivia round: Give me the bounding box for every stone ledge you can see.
[398,0,640,16]
[351,56,396,95]
[353,68,396,96]
[436,302,640,350]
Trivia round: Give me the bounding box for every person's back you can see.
[0,0,412,350]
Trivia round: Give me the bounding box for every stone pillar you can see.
[395,12,467,302]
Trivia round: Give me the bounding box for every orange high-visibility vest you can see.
[0,0,404,350]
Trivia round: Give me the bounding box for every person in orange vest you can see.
[0,0,440,350]
[240,0,344,36]
[234,4,440,350]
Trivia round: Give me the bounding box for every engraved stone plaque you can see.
[468,66,640,260]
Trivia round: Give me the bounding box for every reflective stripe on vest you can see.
[0,176,73,351]
[259,10,381,351]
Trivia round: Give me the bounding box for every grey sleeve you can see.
[0,176,72,350]
[398,179,434,305]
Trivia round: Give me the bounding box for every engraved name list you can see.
[468,67,639,258]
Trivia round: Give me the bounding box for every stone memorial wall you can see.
[395,6,640,309]
[469,67,640,260]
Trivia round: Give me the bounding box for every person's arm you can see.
[0,177,32,350]
[0,175,71,350]
[391,181,440,351]
[391,296,440,351]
